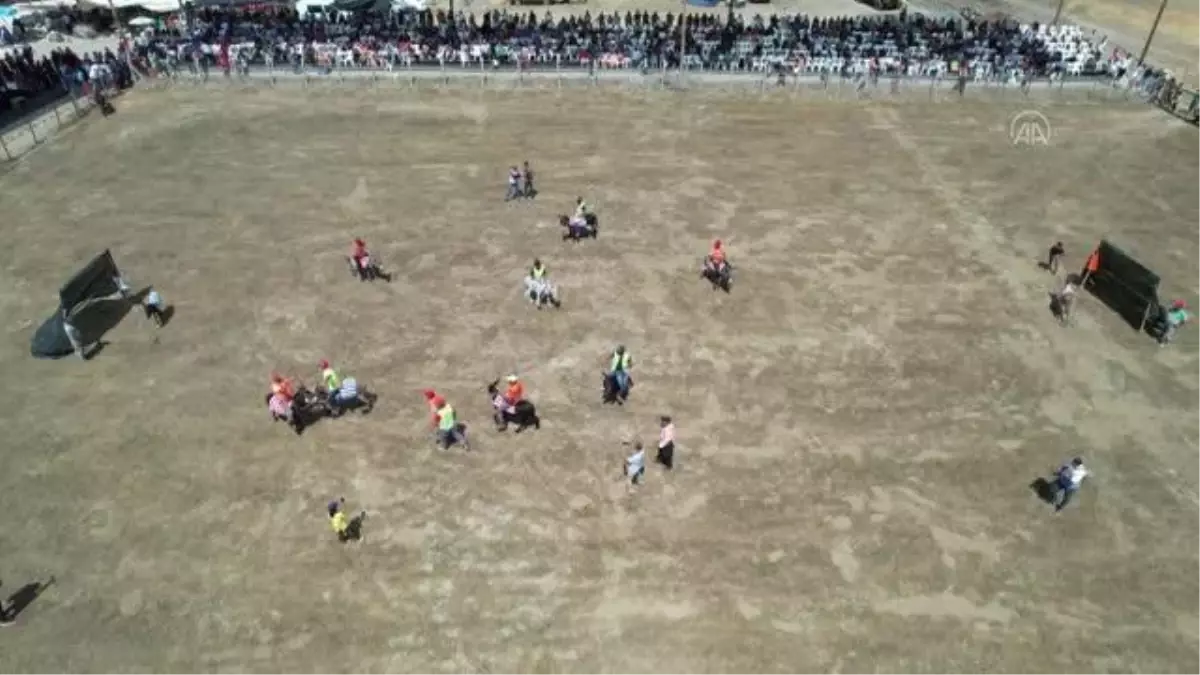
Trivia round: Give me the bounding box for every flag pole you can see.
[1138,0,1168,65]
[679,0,687,76]
[108,0,121,34]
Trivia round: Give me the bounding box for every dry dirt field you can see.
[0,84,1197,672]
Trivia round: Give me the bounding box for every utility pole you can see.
[679,2,687,75]
[1138,0,1168,65]
[1051,0,1065,25]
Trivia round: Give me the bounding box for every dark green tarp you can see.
[1084,239,1161,331]
[31,250,128,359]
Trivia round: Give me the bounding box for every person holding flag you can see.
[1161,300,1192,347]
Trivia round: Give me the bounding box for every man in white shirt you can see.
[505,166,521,201]
[625,442,645,486]
[144,289,166,327]
[329,377,360,414]
[1054,457,1089,512]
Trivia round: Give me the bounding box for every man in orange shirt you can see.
[270,372,295,401]
[350,239,370,280]
[503,375,525,412]
[708,239,727,271]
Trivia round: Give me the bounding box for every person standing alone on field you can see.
[657,416,676,469]
[1046,241,1065,274]
[144,288,166,327]
[1052,457,1089,513]
[625,441,646,486]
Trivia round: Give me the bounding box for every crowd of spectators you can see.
[128,6,1131,80]
[1,44,134,122]
[3,4,1194,124]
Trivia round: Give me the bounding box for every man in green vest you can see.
[319,359,341,393]
[609,345,633,396]
[1161,300,1192,347]
[530,258,547,281]
[434,396,470,450]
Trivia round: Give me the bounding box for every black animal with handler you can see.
[487,379,540,432]
[560,213,598,241]
[347,238,391,283]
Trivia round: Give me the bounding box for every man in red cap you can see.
[423,390,441,428]
[350,238,370,280]
[705,239,728,277]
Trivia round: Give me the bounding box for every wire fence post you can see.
[1,135,11,161]
[556,54,562,89]
[27,120,39,145]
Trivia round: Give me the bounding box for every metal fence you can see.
[0,94,97,164]
[2,62,1183,164]
[141,63,1163,107]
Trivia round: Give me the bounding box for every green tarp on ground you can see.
[1084,239,1162,332]
[31,250,128,359]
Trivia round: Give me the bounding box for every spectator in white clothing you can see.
[144,289,166,327]
[625,442,645,485]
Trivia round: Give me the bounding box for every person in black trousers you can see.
[521,160,536,198]
[1046,241,1065,274]
[656,415,675,469]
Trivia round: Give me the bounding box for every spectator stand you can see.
[117,7,1132,79]
[5,5,1192,142]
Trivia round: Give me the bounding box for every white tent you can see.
[109,0,182,11]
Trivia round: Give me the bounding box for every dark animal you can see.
[347,255,392,283]
[267,385,331,435]
[487,380,540,431]
[701,259,734,292]
[560,214,599,241]
[601,371,632,405]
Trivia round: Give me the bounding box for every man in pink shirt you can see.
[657,415,676,469]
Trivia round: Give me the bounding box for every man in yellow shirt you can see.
[327,498,365,542]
